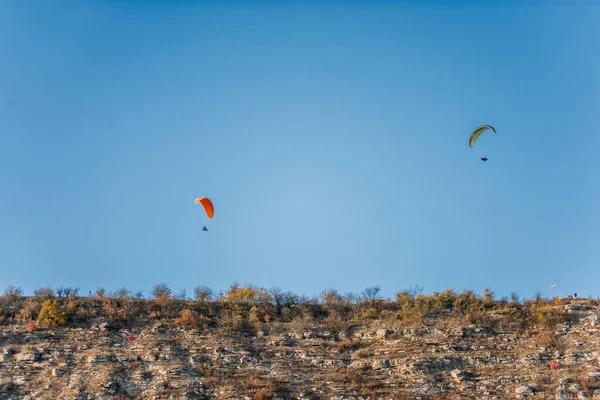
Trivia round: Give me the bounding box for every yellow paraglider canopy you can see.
[469,125,497,148]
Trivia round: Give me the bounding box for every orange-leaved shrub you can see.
[174,309,208,330]
[26,321,37,332]
[253,389,272,400]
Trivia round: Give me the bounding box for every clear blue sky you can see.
[1,1,598,300]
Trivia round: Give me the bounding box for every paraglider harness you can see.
[202,226,208,232]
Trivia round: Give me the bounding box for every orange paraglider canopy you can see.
[195,197,214,219]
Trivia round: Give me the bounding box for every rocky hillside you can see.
[1,294,599,399]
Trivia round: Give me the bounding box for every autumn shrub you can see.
[465,309,499,330]
[395,304,422,325]
[65,298,79,317]
[1,286,24,313]
[563,310,580,325]
[70,299,98,323]
[482,288,495,307]
[248,303,276,326]
[253,389,272,400]
[154,294,172,309]
[248,306,262,325]
[18,299,41,321]
[0,316,6,325]
[453,290,479,313]
[113,309,133,328]
[37,300,67,328]
[103,299,119,319]
[149,311,160,320]
[320,288,344,307]
[33,287,54,300]
[420,289,458,315]
[357,306,379,320]
[288,311,314,332]
[553,336,568,354]
[395,290,414,309]
[528,303,562,329]
[268,287,300,320]
[553,296,564,306]
[537,331,567,353]
[224,283,272,305]
[26,321,37,332]
[411,294,432,315]
[322,310,351,334]
[498,305,527,332]
[219,310,257,335]
[527,303,578,330]
[174,309,208,330]
[549,360,560,370]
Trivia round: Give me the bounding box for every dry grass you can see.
[253,389,272,400]
[343,370,384,396]
[355,348,373,359]
[578,372,600,394]
[465,310,499,330]
[537,331,568,354]
[337,339,361,352]
[533,373,553,392]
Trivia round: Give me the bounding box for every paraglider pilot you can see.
[202,225,208,232]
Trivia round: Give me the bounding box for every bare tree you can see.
[194,286,213,302]
[174,289,187,301]
[116,288,131,300]
[343,292,358,305]
[3,285,23,298]
[510,292,520,304]
[152,283,173,310]
[320,288,343,305]
[34,287,54,300]
[64,287,80,300]
[269,287,285,307]
[407,285,424,299]
[361,286,381,302]
[152,283,172,299]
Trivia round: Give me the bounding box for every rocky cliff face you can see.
[1,299,599,400]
